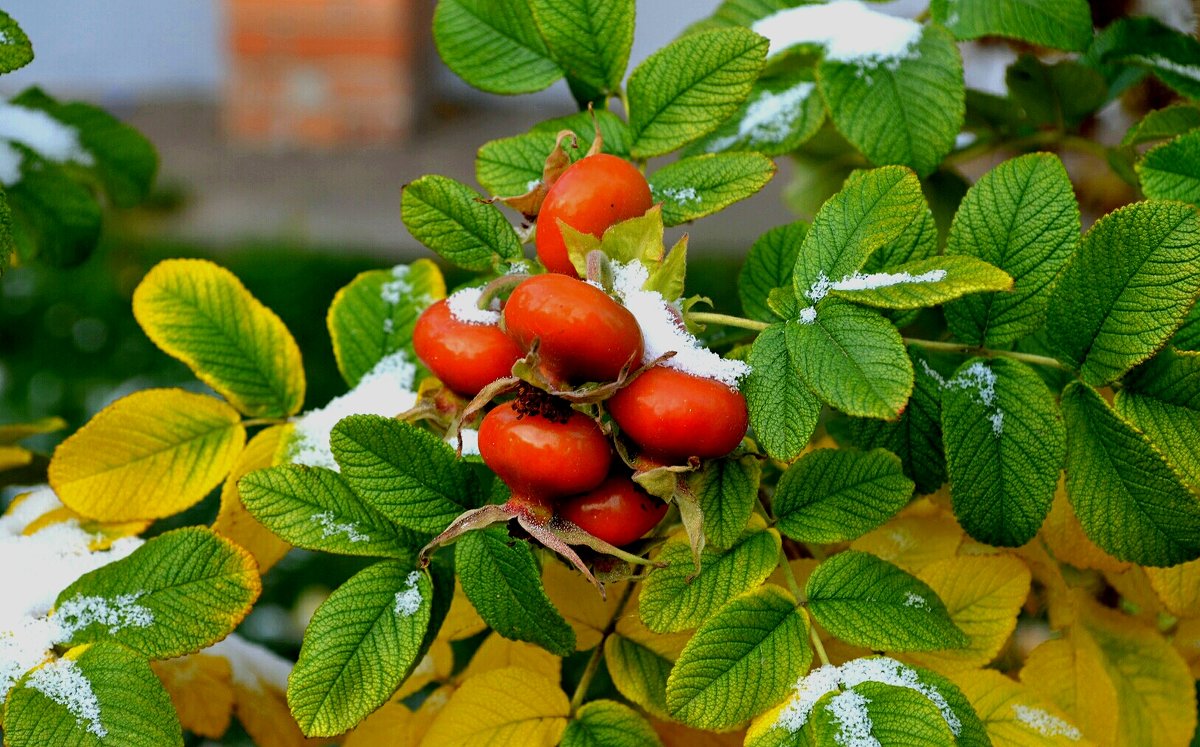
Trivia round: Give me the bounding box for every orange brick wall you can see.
[223,0,429,147]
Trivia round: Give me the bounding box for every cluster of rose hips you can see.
[412,153,748,549]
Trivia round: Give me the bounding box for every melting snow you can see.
[446,286,501,326]
[204,633,293,692]
[708,83,816,152]
[1012,704,1082,740]
[752,0,923,68]
[379,265,413,305]
[922,359,1004,437]
[311,512,369,543]
[54,592,153,639]
[827,689,880,747]
[611,261,751,388]
[902,592,929,609]
[394,572,423,617]
[28,658,106,738]
[0,102,94,186]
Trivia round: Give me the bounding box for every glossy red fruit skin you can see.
[478,402,612,498]
[536,154,653,276]
[503,274,643,385]
[557,474,668,546]
[607,366,749,462]
[412,299,524,397]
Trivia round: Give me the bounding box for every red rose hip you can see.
[413,298,524,397]
[558,474,668,546]
[478,401,611,499]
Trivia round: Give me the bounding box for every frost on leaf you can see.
[311,512,370,543]
[706,83,817,153]
[27,658,107,738]
[1012,704,1082,740]
[798,269,947,324]
[394,571,423,617]
[922,359,1004,437]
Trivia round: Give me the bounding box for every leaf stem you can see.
[902,337,1069,371]
[569,581,635,715]
[242,417,288,427]
[688,311,770,332]
[809,624,832,668]
[777,546,805,603]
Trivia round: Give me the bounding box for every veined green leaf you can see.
[739,222,807,323]
[818,26,964,177]
[331,415,480,533]
[4,642,181,747]
[1117,349,1200,487]
[0,11,33,73]
[562,700,663,747]
[775,448,913,544]
[132,258,305,418]
[288,561,433,737]
[432,0,562,94]
[627,27,767,158]
[456,527,575,656]
[666,585,810,730]
[401,174,524,271]
[1139,129,1200,206]
[640,527,781,633]
[806,550,967,651]
[1096,16,1200,100]
[688,68,825,157]
[793,166,927,300]
[238,464,425,559]
[55,528,260,659]
[813,680,957,746]
[531,109,634,154]
[944,153,1080,346]
[604,634,676,721]
[649,152,776,227]
[791,301,913,421]
[688,453,761,550]
[840,345,947,495]
[1047,201,1200,385]
[1174,303,1200,351]
[5,149,102,267]
[327,260,445,387]
[941,358,1065,548]
[744,323,821,462]
[829,255,1012,310]
[1062,381,1200,567]
[1122,103,1200,147]
[529,0,633,94]
[931,0,1092,51]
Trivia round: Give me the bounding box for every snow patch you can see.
[0,102,93,186]
[826,689,880,747]
[777,664,842,733]
[798,306,818,324]
[806,270,947,302]
[0,141,20,185]
[446,286,501,326]
[394,571,423,617]
[1012,704,1082,740]
[902,592,929,610]
[311,512,369,543]
[654,186,700,205]
[380,265,413,305]
[288,350,418,471]
[708,82,816,152]
[204,633,293,693]
[28,658,106,738]
[752,1,923,68]
[54,592,153,639]
[611,261,751,388]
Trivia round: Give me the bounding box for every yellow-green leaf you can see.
[950,668,1091,745]
[563,700,664,747]
[1145,559,1200,618]
[49,388,246,522]
[0,416,67,444]
[462,633,561,683]
[1020,630,1119,746]
[213,424,292,574]
[133,258,305,417]
[418,666,569,746]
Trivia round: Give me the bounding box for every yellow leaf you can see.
[0,445,32,471]
[1041,485,1129,574]
[1021,630,1118,746]
[49,388,246,522]
[438,579,488,641]
[616,591,693,660]
[905,554,1031,672]
[151,654,234,738]
[0,416,67,443]
[850,513,963,573]
[463,633,561,682]
[133,258,305,418]
[1172,618,1200,678]
[395,638,454,702]
[214,424,292,573]
[418,667,568,747]
[236,681,315,747]
[1145,558,1200,618]
[950,668,1093,746]
[1081,600,1197,746]
[343,702,421,747]
[542,560,628,650]
[652,718,746,746]
[1013,541,1078,631]
[1102,567,1162,624]
[21,504,149,549]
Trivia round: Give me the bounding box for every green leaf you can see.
[1117,349,1200,487]
[792,166,926,300]
[1175,303,1200,351]
[1095,16,1200,100]
[666,585,810,730]
[739,221,806,323]
[562,700,664,747]
[132,258,306,418]
[744,323,822,462]
[1006,56,1109,128]
[688,453,761,550]
[841,346,947,495]
[531,109,634,154]
[805,550,967,651]
[791,301,913,421]
[649,152,776,227]
[4,154,101,267]
[456,527,575,655]
[1,184,15,274]
[1046,200,1200,385]
[640,527,781,633]
[529,0,633,94]
[476,131,563,198]
[930,0,1092,51]
[0,10,33,73]
[432,0,562,94]
[238,464,425,559]
[327,260,445,387]
[627,27,767,158]
[331,415,480,533]
[687,68,825,157]
[1061,381,1200,567]
[401,174,524,271]
[288,561,433,737]
[1123,103,1200,146]
[944,153,1081,347]
[3,642,181,747]
[54,528,260,659]
[818,25,964,177]
[828,255,1012,310]
[941,358,1065,548]
[774,448,914,544]
[604,634,675,721]
[813,680,957,746]
[1139,129,1200,206]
